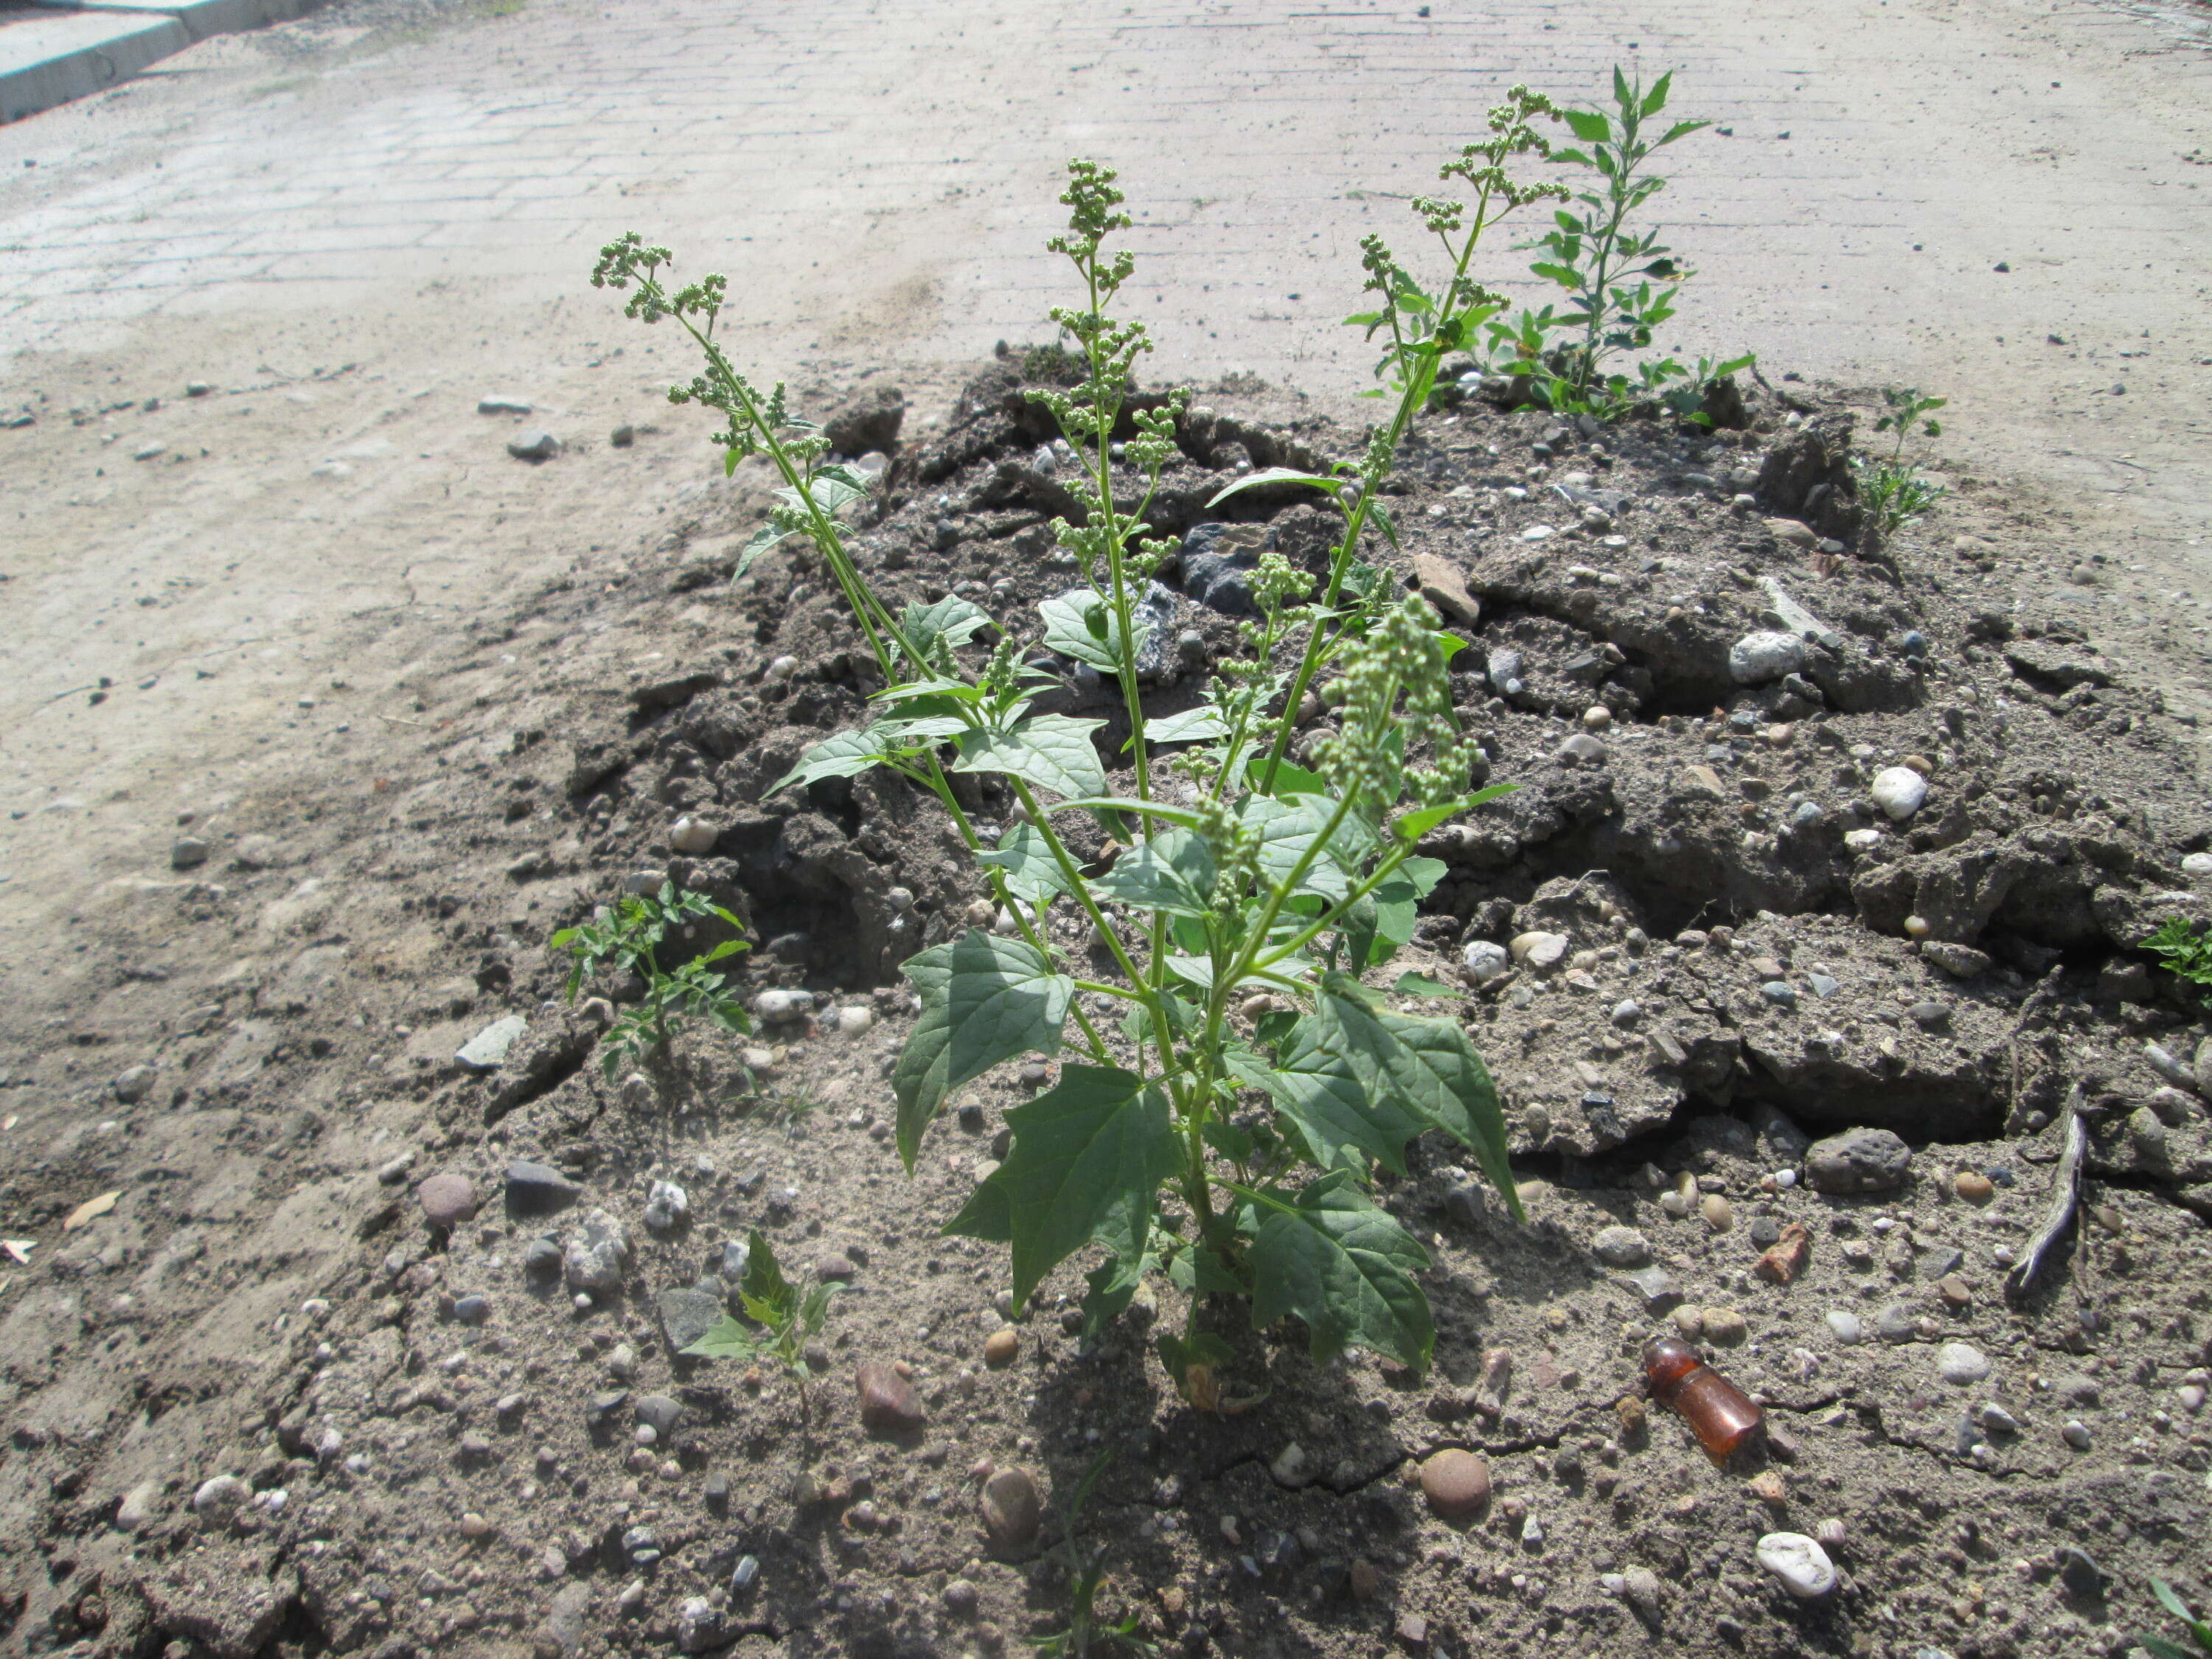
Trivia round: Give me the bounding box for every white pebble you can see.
[668,815,719,855]
[1938,1342,1991,1385]
[1870,766,1929,821]
[765,655,799,682]
[1461,940,1512,983]
[1755,1531,1837,1599]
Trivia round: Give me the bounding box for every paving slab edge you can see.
[1,0,327,125]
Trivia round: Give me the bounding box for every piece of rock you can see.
[634,1394,683,1438]
[1702,1307,1748,1344]
[456,1015,528,1071]
[1461,940,1512,983]
[1509,931,1569,971]
[1806,1127,1912,1194]
[980,1466,1043,1556]
[1937,1343,1990,1385]
[1418,1449,1490,1520]
[1824,1310,1863,1345]
[479,394,534,414]
[1952,1169,1994,1203]
[1870,766,1930,821]
[563,1210,630,1293]
[668,815,720,855]
[139,1554,297,1659]
[857,1361,926,1433]
[507,429,560,461]
[1591,1225,1652,1269]
[170,835,209,870]
[642,1180,689,1234]
[116,1479,166,1532]
[1411,554,1481,627]
[1753,1222,1812,1285]
[113,1063,156,1103]
[1756,1531,1837,1599]
[656,1284,724,1355]
[504,1160,580,1214]
[417,1172,478,1229]
[1618,1265,1682,1314]
[983,1327,1019,1368]
[1922,942,1991,979]
[1729,630,1809,686]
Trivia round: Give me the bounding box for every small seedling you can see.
[2139,1578,2212,1659]
[1486,67,1750,422]
[2143,917,2212,1005]
[682,1228,845,1439]
[1032,1453,1155,1659]
[1857,385,1948,534]
[551,880,753,1077]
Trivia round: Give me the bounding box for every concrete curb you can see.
[1,0,324,125]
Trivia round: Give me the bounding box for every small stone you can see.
[634,1394,683,1439]
[562,1210,631,1293]
[507,429,560,461]
[1730,631,1809,686]
[642,1180,690,1234]
[1410,553,1481,626]
[115,1479,165,1532]
[982,1328,1019,1368]
[858,1362,927,1433]
[1824,1310,1863,1345]
[1701,1193,1734,1232]
[755,988,815,1024]
[1555,731,1607,764]
[456,1015,527,1071]
[1922,942,1991,979]
[1591,1225,1652,1268]
[1610,998,1641,1028]
[1938,1343,1990,1385]
[1349,1559,1382,1601]
[1756,1531,1838,1599]
[1419,1448,1490,1520]
[192,1472,249,1522]
[1907,999,1951,1029]
[417,1172,479,1229]
[1747,1469,1789,1507]
[1270,1441,1312,1487]
[610,423,636,447]
[1621,1565,1662,1615]
[1877,1304,1918,1343]
[1702,1307,1748,1344]
[1952,1170,1994,1203]
[668,815,720,855]
[112,1064,156,1104]
[2061,1419,2092,1450]
[943,1579,979,1616]
[1978,1402,2020,1437]
[833,1004,874,1036]
[452,1293,490,1325]
[1937,1273,1972,1310]
[980,1467,1043,1557]
[1509,931,1569,971]
[655,1285,723,1354]
[1461,940,1512,984]
[1618,1265,1681,1314]
[1806,1127,1912,1194]
[170,835,209,870]
[479,394,534,414]
[1870,766,1930,821]
[1753,1222,1812,1286]
[1759,980,1798,1011]
[505,1160,580,1214]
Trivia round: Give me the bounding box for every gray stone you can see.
[1461,940,1512,983]
[642,1179,689,1234]
[1937,1342,1990,1385]
[170,835,209,870]
[1877,1304,1918,1343]
[112,1063,156,1104]
[634,1394,683,1437]
[656,1284,725,1355]
[562,1210,630,1294]
[981,1466,1043,1557]
[1590,1225,1652,1268]
[417,1172,478,1228]
[1823,1310,1863,1345]
[1759,980,1798,1010]
[1728,630,1809,686]
[504,1160,580,1214]
[1805,1127,1912,1194]
[507,429,560,461]
[675,1597,724,1655]
[116,1479,165,1531]
[456,1015,527,1071]
[1180,523,1265,614]
[1922,942,1991,979]
[546,1582,592,1654]
[1618,1265,1682,1314]
[478,394,533,414]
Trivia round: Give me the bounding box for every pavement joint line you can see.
[1,0,326,125]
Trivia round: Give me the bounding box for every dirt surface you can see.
[3,0,2212,1657]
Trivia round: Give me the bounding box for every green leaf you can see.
[1203,467,1341,510]
[1090,827,1217,917]
[1239,1172,1434,1371]
[945,1166,1012,1241]
[893,933,1074,1169]
[2149,1580,2212,1650]
[735,521,801,576]
[1057,796,1216,832]
[900,595,994,659]
[1563,108,1613,144]
[1147,706,1230,745]
[679,1313,762,1362]
[976,823,1077,906]
[949,1066,1180,1308]
[1314,973,1520,1216]
[1228,1023,1427,1176]
[736,1226,796,1326]
[766,725,900,797]
[1642,71,1675,116]
[1238,793,1364,902]
[1082,1245,1157,1338]
[2137,1639,2200,1659]
[954,714,1107,803]
[1156,1329,1237,1388]
[1656,117,1709,146]
[1039,591,1144,672]
[1392,971,1458,1000]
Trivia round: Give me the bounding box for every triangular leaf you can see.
[1229,1023,1427,1177]
[1239,1172,1433,1371]
[1147,706,1230,745]
[1089,827,1217,917]
[1039,590,1144,672]
[893,933,1074,1169]
[976,823,1077,907]
[766,726,900,797]
[954,714,1107,803]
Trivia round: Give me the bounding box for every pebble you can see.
[1270,1442,1312,1487]
[452,1293,490,1325]
[2185,852,2212,883]
[1701,1193,1734,1232]
[641,1180,689,1234]
[1610,998,1640,1028]
[1937,1343,1990,1385]
[982,1328,1019,1368]
[505,1160,580,1214]
[1621,1565,1662,1615]
[980,1467,1043,1556]
[857,1362,926,1433]
[1702,1307,1748,1344]
[815,1251,858,1282]
[507,429,560,461]
[943,1579,979,1615]
[1921,942,1990,979]
[1729,630,1809,686]
[1461,940,1512,983]
[192,1473,248,1522]
[1509,931,1569,971]
[1419,1449,1491,1520]
[1870,765,1930,821]
[116,1480,165,1532]
[1825,1309,1863,1344]
[1756,1531,1838,1599]
[1759,980,1798,1010]
[1590,1225,1652,1269]
[478,394,534,414]
[1952,1170,1994,1204]
[417,1172,479,1229]
[111,1063,156,1104]
[1978,1402,2020,1437]
[2061,1419,2092,1450]
[563,1210,631,1293]
[669,815,720,855]
[169,835,209,870]
[834,1004,874,1036]
[455,1015,527,1071]
[1805,1127,1911,1194]
[635,1394,683,1438]
[1843,828,1884,852]
[1877,1304,1918,1343]
[755,988,815,1024]
[1814,1517,1848,1549]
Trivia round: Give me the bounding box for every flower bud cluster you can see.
[1312,599,1478,810]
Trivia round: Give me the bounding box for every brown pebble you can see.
[1938,1273,1972,1310]
[1396,1612,1431,1647]
[815,1252,858,1282]
[1746,1470,1789,1507]
[982,1328,1019,1369]
[1953,1171,1994,1204]
[1158,1586,1186,1619]
[1615,1395,1648,1439]
[1417,1449,1491,1521]
[1702,1193,1733,1232]
[855,1361,927,1434]
[1753,1222,1812,1286]
[1349,1559,1382,1601]
[2090,1204,2124,1234]
[417,1172,478,1229]
[979,1467,1042,1557]
[1902,754,1933,776]
[1701,1307,1749,1345]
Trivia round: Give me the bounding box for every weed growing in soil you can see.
[1485,69,1750,422]
[1032,1452,1155,1659]
[591,105,1568,1394]
[550,880,752,1077]
[1859,384,1948,533]
[2140,1579,2212,1659]
[682,1229,844,1438]
[2144,917,2212,1006]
